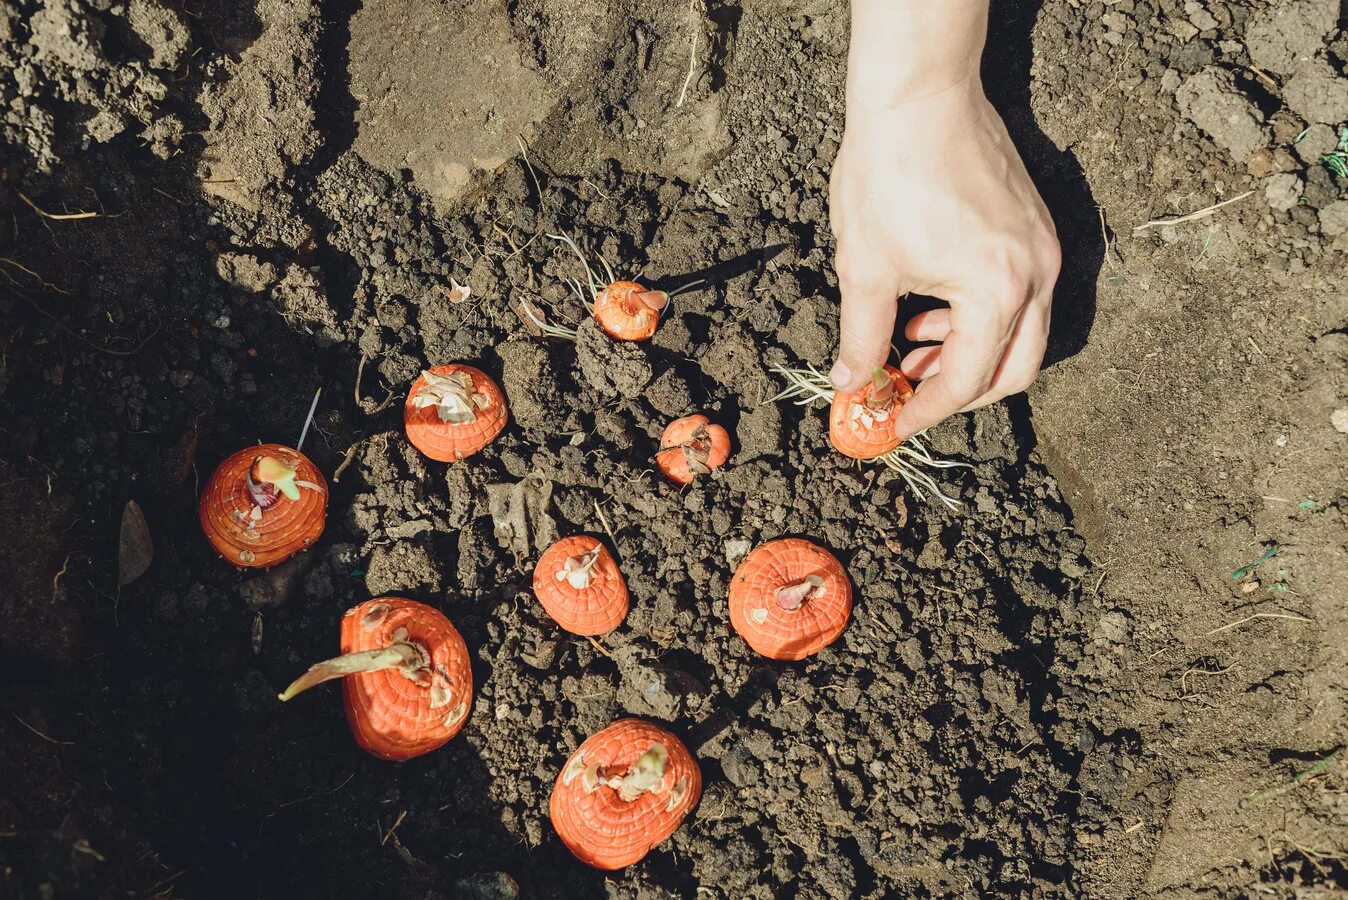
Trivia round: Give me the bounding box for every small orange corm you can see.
[550,718,701,870]
[594,280,668,341]
[548,233,668,342]
[279,598,473,761]
[654,414,731,484]
[199,443,327,568]
[404,364,508,462]
[829,364,915,460]
[532,536,630,636]
[770,362,968,510]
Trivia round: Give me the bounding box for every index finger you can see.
[892,300,1013,441]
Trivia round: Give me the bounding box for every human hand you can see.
[828,79,1061,441]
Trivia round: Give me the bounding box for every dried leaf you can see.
[516,299,546,335]
[486,476,557,559]
[413,370,478,424]
[684,445,712,476]
[166,429,197,487]
[560,546,602,589]
[429,681,451,709]
[118,500,153,586]
[361,602,391,631]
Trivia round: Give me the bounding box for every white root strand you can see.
[547,232,611,299]
[519,300,579,341]
[768,364,969,509]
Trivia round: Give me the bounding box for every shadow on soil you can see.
[0,27,602,900]
[987,0,1103,369]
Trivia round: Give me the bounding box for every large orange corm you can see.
[728,538,852,660]
[550,718,701,870]
[278,598,473,761]
[199,443,327,568]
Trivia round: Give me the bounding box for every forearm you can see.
[846,0,989,112]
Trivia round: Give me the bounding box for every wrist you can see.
[842,78,990,152]
[845,0,988,113]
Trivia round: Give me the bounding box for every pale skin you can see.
[830,0,1061,439]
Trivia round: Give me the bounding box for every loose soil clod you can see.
[117,499,153,586]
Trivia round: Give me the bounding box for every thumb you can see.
[830,270,902,392]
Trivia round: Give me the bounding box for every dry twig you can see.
[18,191,101,220]
[12,711,73,745]
[1098,206,1121,271]
[516,135,544,205]
[676,1,703,107]
[585,635,613,659]
[1206,612,1313,636]
[51,554,70,602]
[593,499,619,559]
[1248,66,1278,92]
[332,441,362,484]
[355,354,369,407]
[1179,662,1235,695]
[5,283,157,356]
[0,256,68,293]
[1133,190,1254,232]
[267,773,356,816]
[381,809,408,846]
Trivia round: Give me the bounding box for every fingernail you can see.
[828,360,851,390]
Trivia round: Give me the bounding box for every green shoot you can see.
[254,455,301,500]
[1322,127,1348,179]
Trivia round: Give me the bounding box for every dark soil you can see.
[1,1,1344,898]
